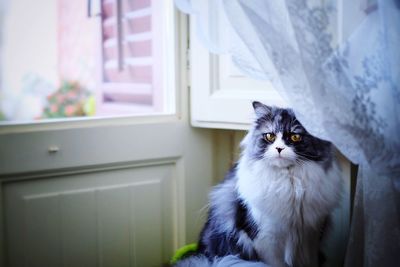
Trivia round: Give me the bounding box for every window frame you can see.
[0,0,182,132]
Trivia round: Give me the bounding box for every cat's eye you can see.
[264,133,276,142]
[290,134,302,142]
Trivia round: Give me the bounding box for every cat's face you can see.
[244,102,332,168]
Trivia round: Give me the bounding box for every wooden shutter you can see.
[98,0,163,114]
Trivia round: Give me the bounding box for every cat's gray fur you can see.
[176,102,343,267]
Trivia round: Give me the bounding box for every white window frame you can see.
[189,4,288,130]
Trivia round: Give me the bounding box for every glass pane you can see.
[0,0,175,123]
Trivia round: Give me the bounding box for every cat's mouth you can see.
[275,154,291,160]
[268,155,294,168]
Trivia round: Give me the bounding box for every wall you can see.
[2,0,58,92]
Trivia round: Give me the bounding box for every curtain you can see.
[175,0,400,266]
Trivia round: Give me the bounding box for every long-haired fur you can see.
[175,255,268,267]
[175,102,343,267]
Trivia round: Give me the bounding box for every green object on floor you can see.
[170,243,198,265]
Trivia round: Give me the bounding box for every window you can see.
[0,0,175,123]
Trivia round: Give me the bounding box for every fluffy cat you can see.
[176,102,343,267]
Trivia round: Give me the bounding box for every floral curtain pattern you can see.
[176,0,400,266]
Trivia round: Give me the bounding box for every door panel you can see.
[0,118,213,267]
[0,120,183,175]
[4,163,176,267]
[0,115,214,266]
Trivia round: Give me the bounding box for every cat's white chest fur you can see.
[236,156,342,267]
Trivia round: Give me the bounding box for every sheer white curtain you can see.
[176,0,400,266]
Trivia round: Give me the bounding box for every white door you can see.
[0,2,213,267]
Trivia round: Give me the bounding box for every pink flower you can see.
[65,105,76,116]
[50,104,58,113]
[68,91,77,98]
[57,95,66,103]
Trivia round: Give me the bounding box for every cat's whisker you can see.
[296,155,311,161]
[295,151,319,157]
[295,158,308,167]
[295,152,320,159]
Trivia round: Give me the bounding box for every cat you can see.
[175,101,343,267]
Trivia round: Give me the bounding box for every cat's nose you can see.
[276,147,284,153]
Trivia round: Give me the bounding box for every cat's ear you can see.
[252,101,272,118]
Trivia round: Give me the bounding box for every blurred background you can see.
[1,0,171,123]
